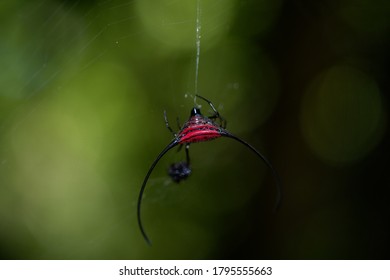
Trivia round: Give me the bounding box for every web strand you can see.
[194,0,202,100]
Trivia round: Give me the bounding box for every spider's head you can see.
[190,107,202,117]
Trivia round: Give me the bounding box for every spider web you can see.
[0,0,282,259]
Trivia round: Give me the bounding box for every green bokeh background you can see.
[0,0,389,259]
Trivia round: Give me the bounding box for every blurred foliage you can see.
[0,0,389,259]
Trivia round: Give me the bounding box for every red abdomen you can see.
[178,116,222,144]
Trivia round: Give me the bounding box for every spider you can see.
[138,95,281,245]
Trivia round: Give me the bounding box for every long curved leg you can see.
[221,131,282,211]
[138,139,179,245]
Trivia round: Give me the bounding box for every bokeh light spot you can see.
[338,0,390,37]
[301,65,386,166]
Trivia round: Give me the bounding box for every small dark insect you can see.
[138,95,281,245]
[168,161,191,183]
[168,140,192,183]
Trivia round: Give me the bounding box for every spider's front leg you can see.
[164,110,177,137]
[208,114,227,129]
[196,95,227,128]
[176,117,182,131]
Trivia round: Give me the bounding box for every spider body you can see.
[177,113,222,144]
[137,95,281,245]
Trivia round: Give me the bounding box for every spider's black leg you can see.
[221,131,282,211]
[196,95,219,114]
[222,118,227,129]
[176,117,182,130]
[209,115,227,129]
[138,139,179,245]
[177,144,183,152]
[196,95,227,128]
[185,144,191,165]
[175,118,183,153]
[164,110,176,137]
[176,144,190,161]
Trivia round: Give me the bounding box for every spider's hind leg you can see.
[175,144,190,165]
[185,144,190,164]
[175,144,191,163]
[176,144,183,152]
